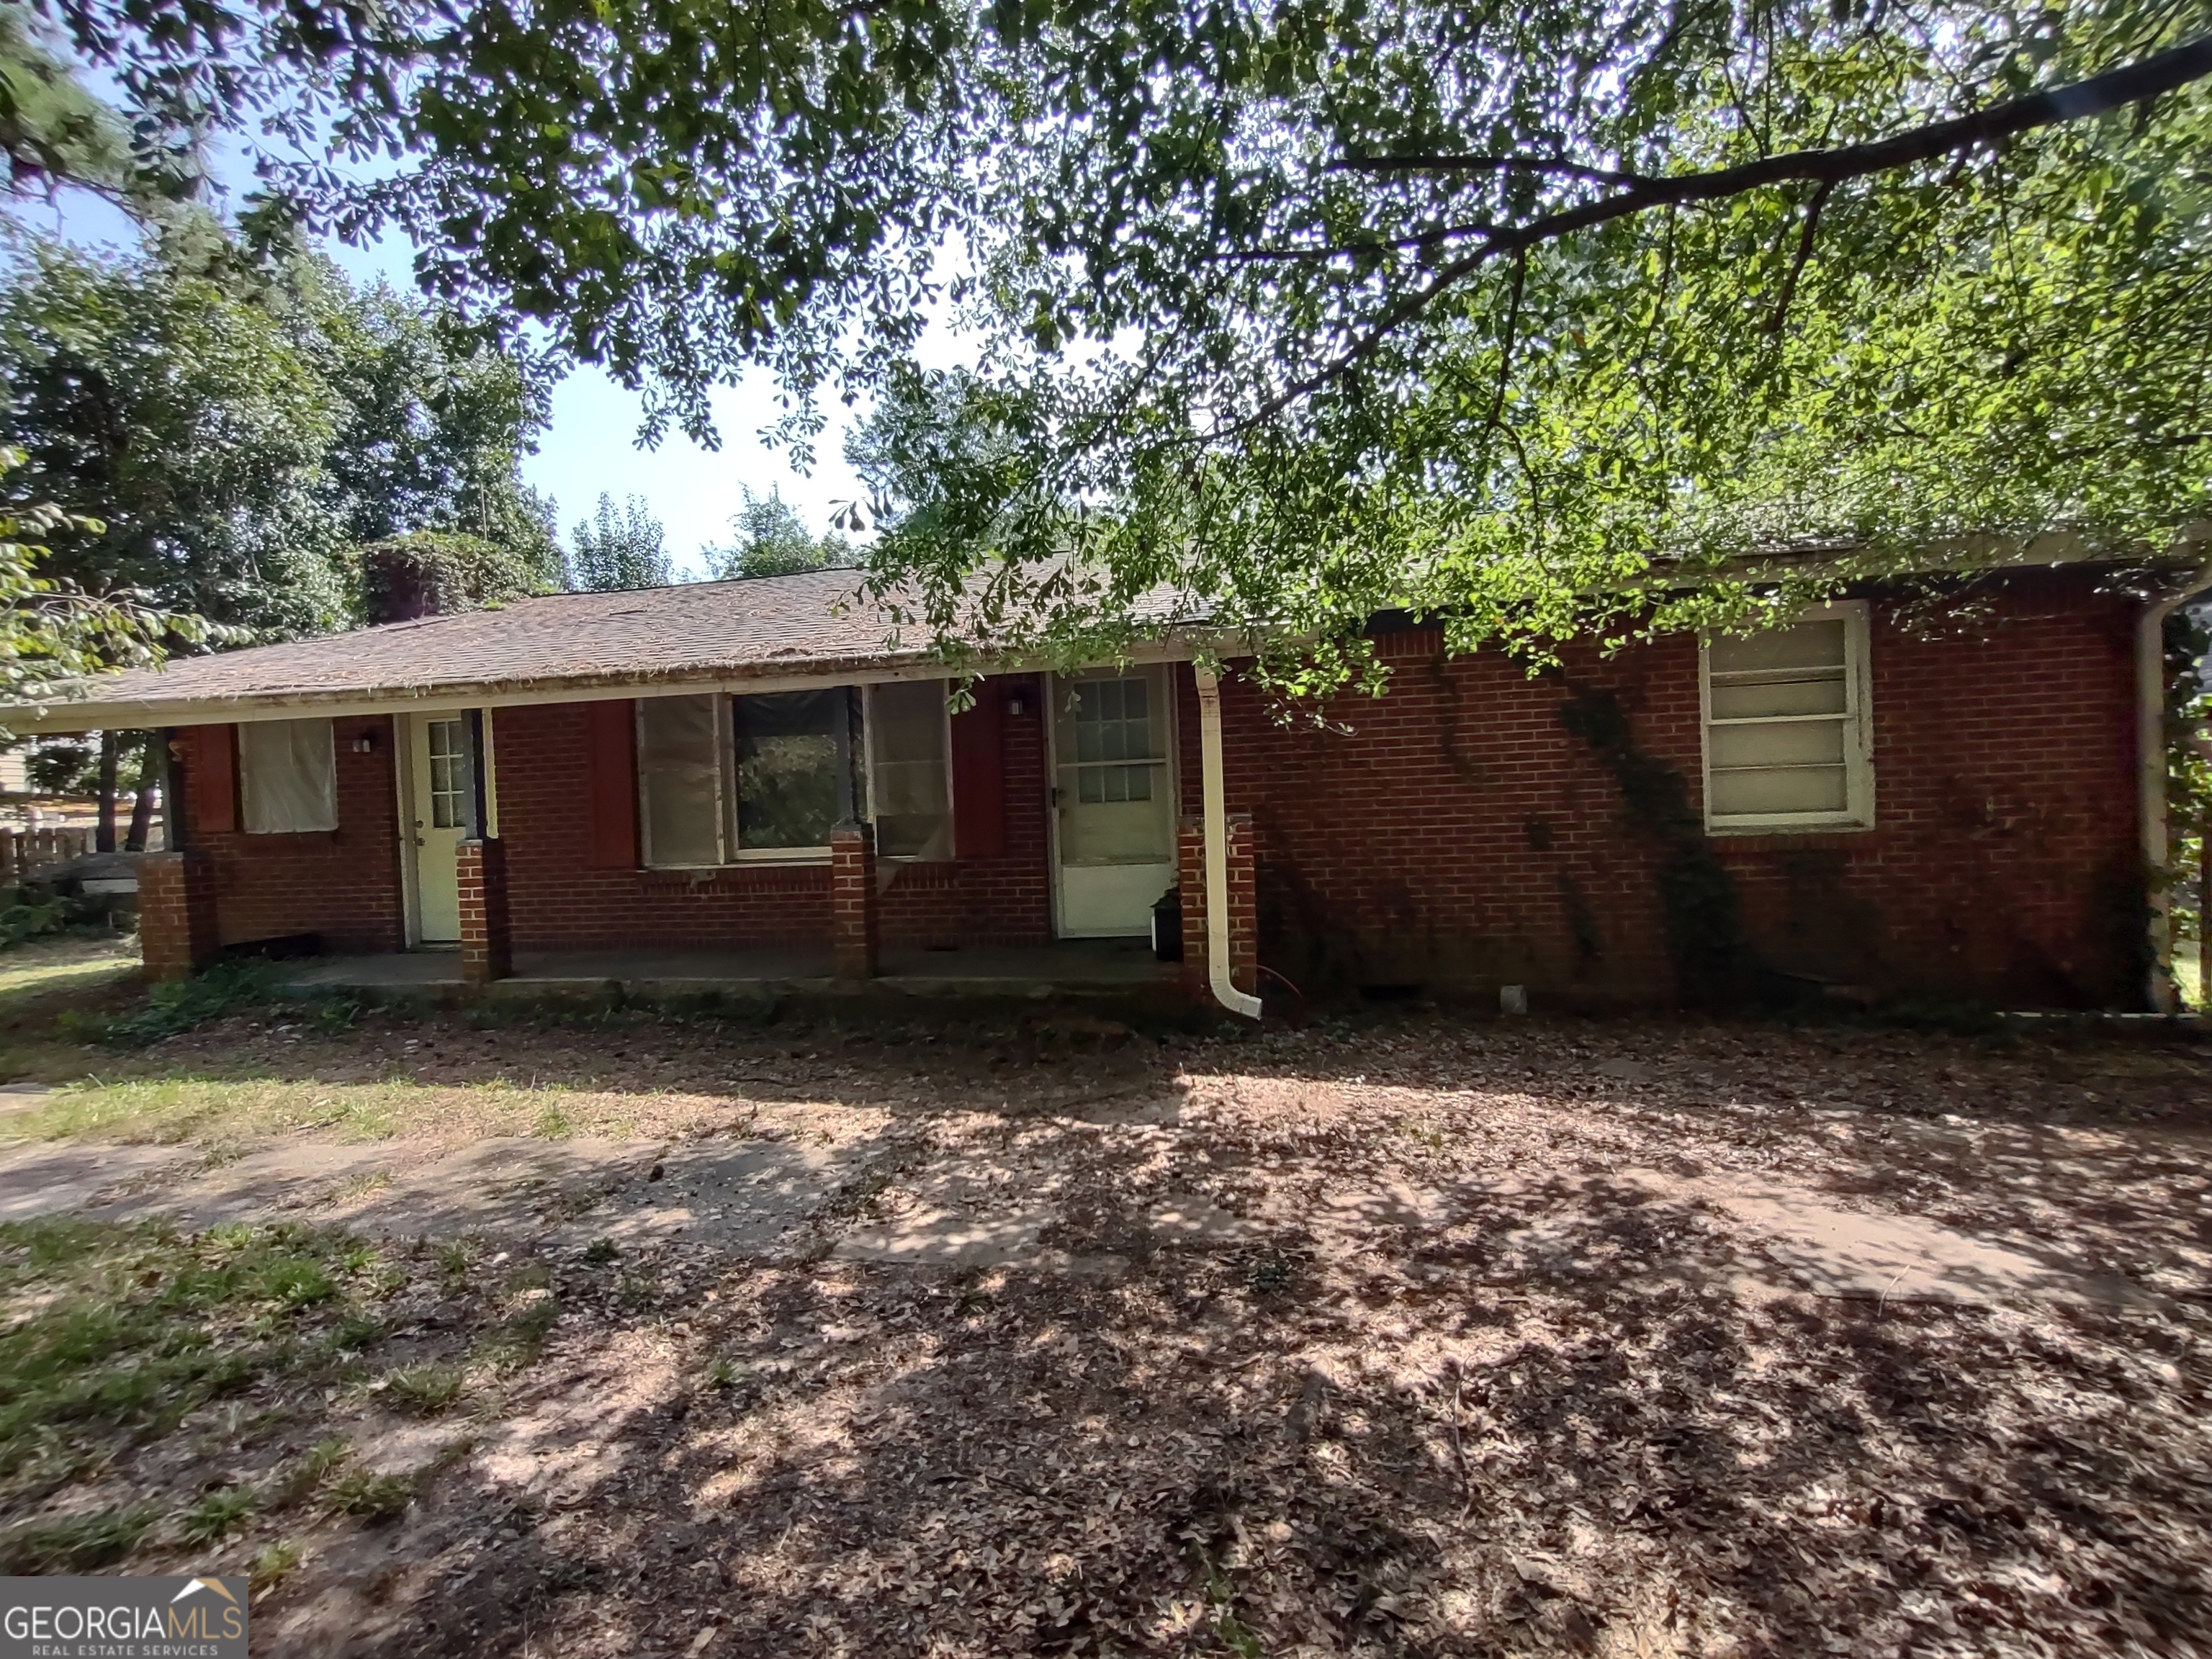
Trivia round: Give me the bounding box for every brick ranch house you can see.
[2,554,2205,1015]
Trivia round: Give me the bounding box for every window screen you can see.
[868,680,952,859]
[638,695,726,866]
[238,719,337,833]
[735,691,842,850]
[1703,613,1871,827]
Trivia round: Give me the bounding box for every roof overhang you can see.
[0,636,1211,734]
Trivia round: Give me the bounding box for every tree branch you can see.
[1766,179,1833,335]
[1332,154,1658,188]
[1231,32,2212,430]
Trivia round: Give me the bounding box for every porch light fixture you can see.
[351,733,376,754]
[1006,691,1029,717]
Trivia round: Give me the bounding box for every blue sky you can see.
[22,176,873,582]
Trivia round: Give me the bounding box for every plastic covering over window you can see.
[238,719,337,833]
[736,691,842,850]
[868,680,952,860]
[638,694,726,866]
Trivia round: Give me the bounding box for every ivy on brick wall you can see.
[1557,685,1755,1009]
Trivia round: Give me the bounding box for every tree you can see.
[0,447,189,699]
[701,486,854,580]
[567,493,670,591]
[0,231,347,636]
[0,5,189,211]
[313,274,562,587]
[0,229,561,637]
[38,2,2212,675]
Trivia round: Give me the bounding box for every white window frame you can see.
[729,690,839,863]
[637,692,854,869]
[862,680,956,861]
[1699,601,1875,835]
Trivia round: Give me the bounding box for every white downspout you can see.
[2139,560,2212,1013]
[1192,665,1264,1020]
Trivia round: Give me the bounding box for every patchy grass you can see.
[0,1066,726,1146]
[379,1363,465,1416]
[249,1535,302,1590]
[1,1076,647,1146]
[0,934,139,1013]
[176,1485,258,1545]
[0,963,2208,1654]
[0,1501,157,1573]
[0,1218,562,1584]
[0,1219,369,1488]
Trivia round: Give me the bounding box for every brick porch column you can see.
[1224,813,1258,997]
[1177,818,1208,1001]
[457,837,513,986]
[830,821,879,979]
[138,850,218,983]
[1177,814,1259,1004]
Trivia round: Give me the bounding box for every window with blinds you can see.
[1700,607,1874,831]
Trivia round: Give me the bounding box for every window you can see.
[735,690,845,852]
[866,680,953,859]
[638,694,728,866]
[1701,605,1874,832]
[1055,670,1173,863]
[425,718,467,829]
[238,718,337,833]
[637,690,858,867]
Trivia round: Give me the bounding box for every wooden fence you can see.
[0,827,98,881]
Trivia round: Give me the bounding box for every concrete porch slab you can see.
[274,939,1177,1000]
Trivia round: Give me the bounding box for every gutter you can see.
[1192,665,1264,1020]
[2139,559,2212,1013]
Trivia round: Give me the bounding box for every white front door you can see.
[405,715,467,943]
[1052,666,1177,937]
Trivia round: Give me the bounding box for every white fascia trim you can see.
[0,637,1231,735]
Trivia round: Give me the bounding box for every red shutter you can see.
[950,685,1006,860]
[189,725,237,834]
[585,700,639,868]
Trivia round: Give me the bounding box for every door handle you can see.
[413,837,425,847]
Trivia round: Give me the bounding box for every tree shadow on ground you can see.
[235,1171,2212,1658]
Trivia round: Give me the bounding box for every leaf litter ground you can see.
[0,1004,2207,1657]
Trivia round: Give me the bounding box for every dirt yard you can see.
[0,945,2208,1657]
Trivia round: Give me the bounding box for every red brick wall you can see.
[488,675,1054,953]
[457,837,513,984]
[1202,574,2146,1009]
[182,717,406,953]
[174,579,2145,1008]
[139,850,219,981]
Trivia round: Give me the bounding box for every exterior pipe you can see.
[2139,559,2212,1013]
[1192,665,1264,1020]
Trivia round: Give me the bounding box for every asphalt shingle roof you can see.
[1,567,1203,730]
